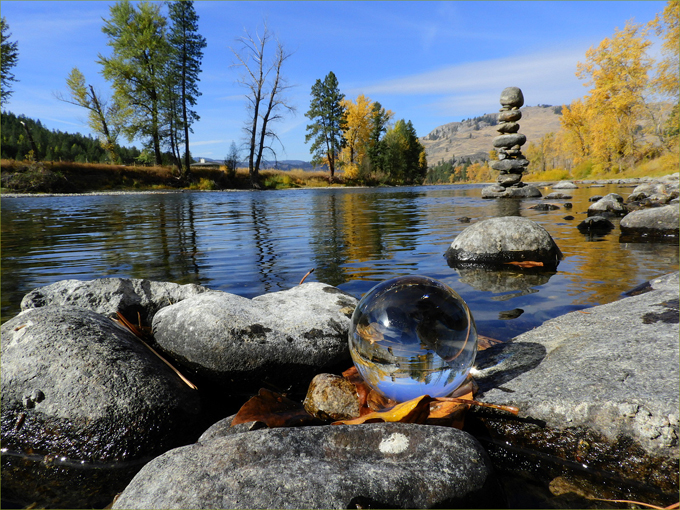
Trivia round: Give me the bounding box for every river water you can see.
[2,183,678,342]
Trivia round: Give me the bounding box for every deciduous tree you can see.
[231,22,294,189]
[305,71,346,180]
[339,94,374,179]
[99,0,170,165]
[55,67,122,163]
[1,16,19,105]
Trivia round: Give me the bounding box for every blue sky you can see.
[1,1,667,162]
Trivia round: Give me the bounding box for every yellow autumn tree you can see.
[650,0,679,151]
[576,20,654,172]
[339,94,374,179]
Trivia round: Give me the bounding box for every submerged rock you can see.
[445,216,563,270]
[1,306,201,509]
[20,278,210,326]
[112,423,504,509]
[152,283,357,392]
[474,272,679,499]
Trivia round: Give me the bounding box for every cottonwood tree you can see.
[305,71,346,180]
[99,0,169,165]
[55,67,122,163]
[231,22,294,189]
[1,16,19,106]
[166,0,206,180]
[576,20,654,171]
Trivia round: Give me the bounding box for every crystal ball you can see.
[349,275,478,403]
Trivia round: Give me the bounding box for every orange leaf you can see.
[231,388,320,428]
[477,334,505,351]
[332,395,432,425]
[504,260,544,268]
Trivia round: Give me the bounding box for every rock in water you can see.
[620,204,679,240]
[444,216,563,269]
[1,306,201,509]
[112,423,504,509]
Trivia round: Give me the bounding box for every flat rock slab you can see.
[152,283,357,391]
[481,185,542,198]
[20,278,210,326]
[113,423,503,509]
[620,204,679,239]
[1,306,201,509]
[474,272,679,495]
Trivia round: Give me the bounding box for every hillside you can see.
[420,105,563,165]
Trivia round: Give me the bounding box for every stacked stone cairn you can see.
[482,87,541,198]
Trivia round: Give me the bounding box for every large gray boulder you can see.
[481,184,542,198]
[587,193,627,218]
[445,216,563,269]
[1,306,201,509]
[552,180,578,189]
[474,272,679,498]
[620,204,680,239]
[20,278,210,326]
[113,423,504,509]
[152,283,357,391]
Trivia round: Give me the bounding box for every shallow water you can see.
[2,183,678,342]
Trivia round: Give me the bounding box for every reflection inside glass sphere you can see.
[349,275,478,402]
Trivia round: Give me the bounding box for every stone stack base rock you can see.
[482,87,541,199]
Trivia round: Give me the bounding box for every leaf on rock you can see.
[504,260,544,268]
[332,395,433,425]
[231,388,321,428]
[478,334,505,351]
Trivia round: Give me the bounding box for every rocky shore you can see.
[1,174,678,509]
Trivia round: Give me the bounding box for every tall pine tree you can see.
[305,71,346,180]
[167,0,206,180]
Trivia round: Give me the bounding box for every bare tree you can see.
[231,22,295,189]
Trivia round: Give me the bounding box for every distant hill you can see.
[420,105,564,165]
[193,157,321,171]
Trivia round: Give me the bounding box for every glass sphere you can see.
[349,276,478,403]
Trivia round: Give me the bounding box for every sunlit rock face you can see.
[349,276,477,402]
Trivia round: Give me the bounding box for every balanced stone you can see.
[497,172,523,187]
[491,158,530,172]
[496,122,520,134]
[493,133,526,149]
[498,110,522,122]
[499,86,524,108]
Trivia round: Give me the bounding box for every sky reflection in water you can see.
[2,184,677,341]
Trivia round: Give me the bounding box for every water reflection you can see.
[1,184,677,342]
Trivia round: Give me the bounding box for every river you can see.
[2,183,678,342]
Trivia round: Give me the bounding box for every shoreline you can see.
[1,173,677,198]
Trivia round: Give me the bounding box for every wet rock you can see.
[113,423,504,509]
[589,195,603,202]
[20,278,210,326]
[552,181,578,189]
[474,272,679,497]
[563,215,575,220]
[620,204,680,240]
[529,203,560,211]
[151,283,358,392]
[1,306,201,509]
[498,308,524,320]
[544,192,572,200]
[577,215,615,234]
[481,184,542,198]
[587,194,627,218]
[563,202,573,209]
[445,216,563,270]
[303,373,361,421]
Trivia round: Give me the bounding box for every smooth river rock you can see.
[552,180,578,189]
[620,204,680,239]
[473,272,679,498]
[1,306,201,509]
[481,184,542,199]
[587,193,627,218]
[151,283,357,392]
[500,86,524,108]
[20,278,210,326]
[112,423,504,509]
[445,216,563,269]
[492,133,527,149]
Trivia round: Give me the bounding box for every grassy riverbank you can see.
[1,155,677,194]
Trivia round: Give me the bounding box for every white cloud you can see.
[191,139,226,146]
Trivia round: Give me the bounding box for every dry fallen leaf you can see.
[504,260,544,268]
[332,395,433,425]
[231,388,321,428]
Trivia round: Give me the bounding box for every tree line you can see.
[0,110,142,164]
[305,71,427,185]
[525,1,678,178]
